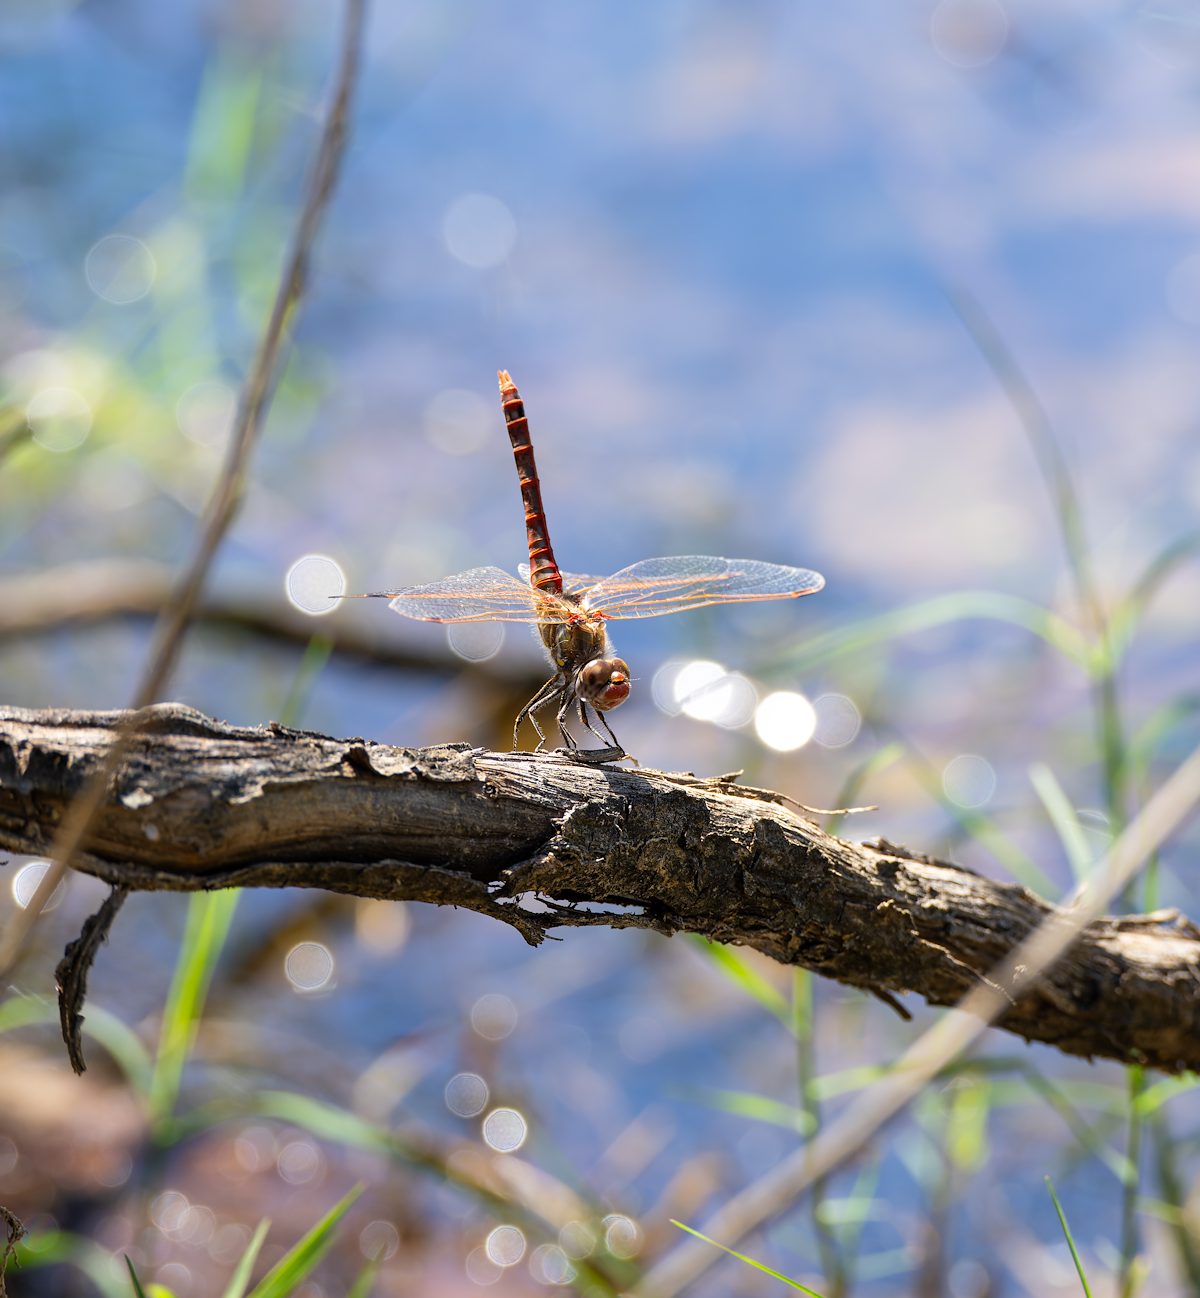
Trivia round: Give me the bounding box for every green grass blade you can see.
[1134,1073,1199,1119]
[825,741,905,837]
[690,937,791,1026]
[125,1255,150,1297]
[221,1219,271,1298]
[12,1230,129,1298]
[184,52,265,202]
[148,888,240,1126]
[0,994,153,1098]
[943,283,1101,628]
[767,592,1090,676]
[1045,1177,1094,1297]
[247,1185,364,1298]
[1108,531,1200,662]
[1029,763,1094,882]
[682,1086,813,1135]
[347,1257,382,1298]
[905,751,1056,896]
[670,1220,827,1296]
[278,634,334,726]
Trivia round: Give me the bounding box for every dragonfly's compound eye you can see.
[578,657,631,712]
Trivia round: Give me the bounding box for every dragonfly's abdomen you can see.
[499,370,563,597]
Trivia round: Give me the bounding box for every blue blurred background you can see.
[2,1,1199,1295]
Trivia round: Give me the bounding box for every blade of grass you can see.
[125,1255,149,1297]
[1150,1112,1200,1291]
[167,1090,624,1293]
[670,1221,827,1296]
[825,741,905,837]
[0,993,153,1097]
[221,1219,271,1298]
[11,1230,129,1298]
[347,1257,382,1298]
[767,592,1090,677]
[1045,1177,1094,1298]
[1107,531,1200,663]
[1119,1067,1146,1297]
[902,743,1056,896]
[943,285,1101,630]
[793,967,846,1298]
[148,888,240,1126]
[1134,1074,1199,1119]
[689,937,791,1026]
[680,1087,813,1135]
[1029,763,1094,882]
[278,634,334,727]
[247,1185,363,1298]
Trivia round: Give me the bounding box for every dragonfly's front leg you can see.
[514,673,562,752]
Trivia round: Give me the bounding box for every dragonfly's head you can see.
[577,657,631,712]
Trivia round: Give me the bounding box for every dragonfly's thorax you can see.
[538,602,610,675]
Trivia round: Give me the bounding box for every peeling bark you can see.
[2,703,1199,1073]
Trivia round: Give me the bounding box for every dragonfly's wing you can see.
[518,563,608,598]
[380,566,569,624]
[582,556,825,620]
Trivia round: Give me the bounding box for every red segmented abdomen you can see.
[498,369,563,597]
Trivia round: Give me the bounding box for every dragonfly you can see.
[354,371,825,762]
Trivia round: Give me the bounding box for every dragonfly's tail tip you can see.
[498,368,515,392]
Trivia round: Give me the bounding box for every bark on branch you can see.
[2,703,1199,1074]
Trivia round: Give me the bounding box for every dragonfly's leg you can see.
[514,673,561,752]
[565,700,627,765]
[575,698,610,748]
[555,692,578,750]
[595,707,624,754]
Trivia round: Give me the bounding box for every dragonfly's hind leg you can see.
[562,699,628,765]
[514,673,562,752]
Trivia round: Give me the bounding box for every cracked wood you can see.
[1,703,1198,1073]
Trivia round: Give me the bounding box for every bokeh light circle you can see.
[481,1107,527,1152]
[485,1224,526,1267]
[447,622,505,662]
[11,861,66,911]
[85,233,156,304]
[470,992,518,1040]
[285,554,346,617]
[444,1072,490,1118]
[942,754,997,808]
[814,693,862,749]
[26,386,92,453]
[443,193,517,268]
[603,1214,642,1259]
[530,1242,576,1285]
[753,691,817,752]
[359,1220,400,1261]
[177,380,236,448]
[284,941,335,992]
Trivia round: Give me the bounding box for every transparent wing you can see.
[582,556,825,620]
[382,566,572,624]
[518,563,608,598]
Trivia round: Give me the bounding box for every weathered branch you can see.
[2,703,1199,1074]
